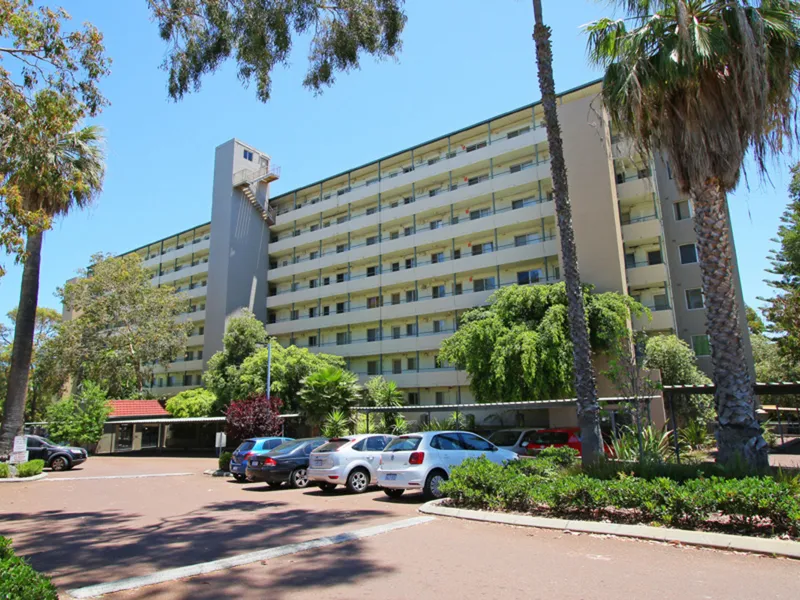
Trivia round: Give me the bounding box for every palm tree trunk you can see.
[690,180,767,469]
[0,230,44,454]
[532,0,603,465]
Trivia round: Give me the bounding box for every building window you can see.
[392,262,400,272]
[308,335,318,347]
[680,243,698,264]
[453,249,461,260]
[471,242,493,256]
[686,288,705,310]
[392,326,401,339]
[323,277,330,286]
[367,328,378,342]
[366,207,377,215]
[432,285,446,299]
[336,332,348,346]
[473,277,496,292]
[290,310,299,321]
[336,302,346,314]
[431,252,444,264]
[469,207,491,220]
[433,320,445,333]
[674,200,692,221]
[310,224,319,232]
[625,253,637,269]
[455,283,463,295]
[435,391,445,405]
[323,305,330,316]
[309,279,318,289]
[367,361,379,375]
[336,273,346,283]
[367,266,377,277]
[310,251,319,260]
[391,293,401,305]
[647,250,663,265]
[309,307,317,318]
[407,357,417,371]
[337,215,348,224]
[183,374,193,386]
[406,323,417,336]
[243,149,254,161]
[367,296,380,309]
[692,334,711,357]
[406,290,417,303]
[393,359,402,374]
[405,258,414,269]
[198,326,204,335]
[517,269,541,285]
[367,236,377,246]
[390,231,399,240]
[429,220,443,230]
[407,392,420,406]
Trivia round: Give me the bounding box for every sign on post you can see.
[12,436,26,452]
[215,432,227,449]
[10,436,28,464]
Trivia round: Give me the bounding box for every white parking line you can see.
[66,516,435,599]
[44,472,193,481]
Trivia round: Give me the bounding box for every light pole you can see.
[266,339,272,398]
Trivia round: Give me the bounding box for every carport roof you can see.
[352,396,660,414]
[108,400,169,419]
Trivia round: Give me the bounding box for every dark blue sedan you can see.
[245,438,327,489]
[229,437,293,482]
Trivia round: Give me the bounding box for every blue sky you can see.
[0,0,793,323]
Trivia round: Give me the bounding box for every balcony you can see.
[142,237,210,268]
[354,368,469,389]
[178,309,206,323]
[621,216,661,244]
[633,307,675,332]
[617,174,652,203]
[156,263,209,285]
[626,262,668,288]
[307,332,452,358]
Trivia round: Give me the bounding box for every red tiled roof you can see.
[108,400,169,419]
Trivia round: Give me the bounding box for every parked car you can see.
[519,428,582,455]
[245,437,327,489]
[229,437,294,482]
[25,435,87,471]
[488,428,543,455]
[308,434,396,494]
[377,431,517,500]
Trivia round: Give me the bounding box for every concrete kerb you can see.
[419,499,800,560]
[203,469,232,477]
[0,472,47,483]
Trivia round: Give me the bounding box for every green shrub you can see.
[536,446,580,467]
[0,537,58,599]
[0,463,9,479]
[16,460,44,478]
[218,452,232,472]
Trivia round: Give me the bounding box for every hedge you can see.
[16,460,44,478]
[219,451,233,472]
[0,463,9,479]
[0,537,58,600]
[440,457,800,537]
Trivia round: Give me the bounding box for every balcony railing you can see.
[233,165,282,187]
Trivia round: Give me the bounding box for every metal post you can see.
[776,406,785,446]
[669,393,681,464]
[266,340,272,397]
[610,410,617,439]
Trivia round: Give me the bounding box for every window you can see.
[474,277,496,292]
[366,207,377,215]
[429,220,443,230]
[403,196,414,205]
[674,200,692,221]
[310,224,319,232]
[470,207,490,220]
[460,433,494,451]
[680,243,698,264]
[405,258,414,269]
[625,253,637,269]
[471,242,493,256]
[509,161,533,174]
[391,293,401,305]
[366,436,387,452]
[308,335,318,347]
[392,326,401,339]
[323,305,330,316]
[515,235,528,247]
[185,351,194,361]
[336,332,348,346]
[453,248,461,260]
[406,323,417,337]
[323,277,330,286]
[431,252,444,264]
[290,310,299,321]
[654,293,669,310]
[367,236,377,246]
[309,307,317,318]
[465,141,487,153]
[367,266,377,277]
[407,392,420,406]
[407,357,417,371]
[393,359,402,374]
[406,289,417,303]
[309,251,319,260]
[517,269,541,285]
[390,231,400,240]
[337,215,348,224]
[243,149,254,161]
[647,250,663,265]
[197,350,203,360]
[390,201,399,209]
[309,279,318,289]
[433,320,445,333]
[432,285,446,299]
[692,334,711,357]
[199,326,204,335]
[336,273,346,283]
[337,244,347,254]
[455,283,463,295]
[392,262,400,272]
[435,391,445,405]
[686,288,705,310]
[367,328,379,342]
[404,226,414,237]
[512,199,524,210]
[434,354,444,368]
[367,361,379,376]
[336,302,346,314]
[367,296,380,309]
[431,433,463,450]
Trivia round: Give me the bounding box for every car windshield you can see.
[315,439,352,453]
[384,437,421,452]
[235,441,256,453]
[270,440,306,455]
[488,431,522,447]
[36,437,56,447]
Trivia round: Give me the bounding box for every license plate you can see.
[312,458,323,466]
[250,460,259,466]
[384,474,397,481]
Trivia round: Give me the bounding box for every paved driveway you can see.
[1,457,798,599]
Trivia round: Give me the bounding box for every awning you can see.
[352,396,660,414]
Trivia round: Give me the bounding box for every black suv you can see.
[26,435,88,471]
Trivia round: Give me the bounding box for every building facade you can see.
[100,79,751,415]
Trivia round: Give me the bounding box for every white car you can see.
[308,434,396,494]
[377,431,518,500]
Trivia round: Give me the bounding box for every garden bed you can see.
[0,460,46,482]
[439,448,800,541]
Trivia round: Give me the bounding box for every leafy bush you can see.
[225,395,283,440]
[444,456,800,537]
[166,388,217,418]
[16,460,44,478]
[321,409,350,438]
[610,425,673,462]
[0,537,58,599]
[536,446,580,467]
[45,380,111,446]
[0,463,9,479]
[218,452,232,472]
[679,420,712,450]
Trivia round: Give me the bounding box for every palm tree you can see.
[532,0,604,464]
[586,0,800,468]
[0,91,104,454]
[299,367,360,427]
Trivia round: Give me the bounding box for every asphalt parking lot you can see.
[2,457,799,599]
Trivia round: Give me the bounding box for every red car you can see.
[520,428,612,457]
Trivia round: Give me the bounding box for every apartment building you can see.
[100,78,751,416]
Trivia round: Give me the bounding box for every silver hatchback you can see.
[308,434,395,493]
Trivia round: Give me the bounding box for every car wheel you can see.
[50,456,70,472]
[233,474,247,482]
[423,470,448,500]
[346,468,370,494]
[267,481,283,489]
[318,482,337,492]
[289,468,309,489]
[383,488,405,499]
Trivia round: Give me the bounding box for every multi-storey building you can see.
[93,79,751,417]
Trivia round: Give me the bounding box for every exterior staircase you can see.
[233,166,281,225]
